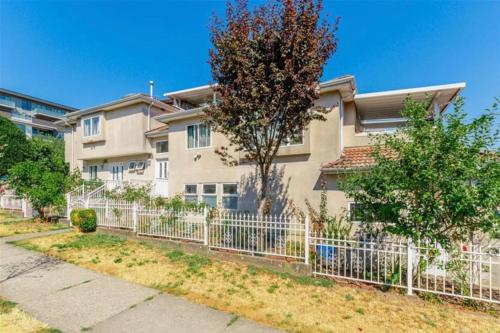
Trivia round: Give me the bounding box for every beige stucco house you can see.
[60,75,465,217]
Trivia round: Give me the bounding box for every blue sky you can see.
[0,0,499,119]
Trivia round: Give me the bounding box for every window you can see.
[202,184,217,208]
[128,161,136,172]
[83,116,100,137]
[184,184,198,203]
[349,203,366,222]
[222,183,238,210]
[135,161,145,170]
[156,160,168,179]
[111,164,123,181]
[88,165,98,180]
[156,141,169,153]
[348,202,397,223]
[281,130,304,146]
[187,123,211,149]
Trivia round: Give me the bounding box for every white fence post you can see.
[407,239,414,296]
[132,201,138,233]
[203,206,209,246]
[66,193,72,226]
[105,199,109,219]
[0,195,4,209]
[305,214,310,265]
[21,199,27,217]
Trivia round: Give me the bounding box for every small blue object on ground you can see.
[316,244,335,261]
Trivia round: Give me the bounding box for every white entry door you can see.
[110,163,124,180]
[155,159,169,197]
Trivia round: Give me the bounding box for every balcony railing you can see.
[31,106,66,119]
[0,97,15,109]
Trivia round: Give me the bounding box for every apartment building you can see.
[0,88,77,137]
[60,76,464,216]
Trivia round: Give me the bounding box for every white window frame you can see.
[156,140,169,154]
[82,115,101,138]
[201,183,217,207]
[184,184,198,203]
[186,123,212,150]
[88,165,98,180]
[110,163,124,181]
[222,183,238,210]
[156,159,168,179]
[135,161,145,170]
[128,161,136,172]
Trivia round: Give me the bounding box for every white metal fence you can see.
[412,241,500,303]
[0,195,23,211]
[137,207,206,242]
[209,212,306,260]
[66,195,500,304]
[310,235,408,288]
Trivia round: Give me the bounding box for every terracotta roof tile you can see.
[321,146,393,171]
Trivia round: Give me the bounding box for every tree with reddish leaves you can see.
[208,0,338,213]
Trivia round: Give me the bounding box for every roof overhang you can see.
[155,106,207,123]
[354,82,465,118]
[318,75,356,101]
[57,94,174,126]
[164,85,215,105]
[163,75,357,105]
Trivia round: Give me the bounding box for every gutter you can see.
[320,166,371,175]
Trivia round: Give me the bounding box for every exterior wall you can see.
[64,92,377,217]
[167,92,343,215]
[82,155,154,182]
[343,101,372,147]
[64,103,166,173]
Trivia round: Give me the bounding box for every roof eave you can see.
[320,166,371,174]
[155,106,207,123]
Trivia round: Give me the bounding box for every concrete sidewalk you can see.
[0,231,281,333]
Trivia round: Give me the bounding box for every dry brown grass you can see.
[16,231,500,333]
[0,210,67,238]
[0,296,53,333]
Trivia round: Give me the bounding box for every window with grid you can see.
[184,184,198,203]
[222,183,238,210]
[187,123,211,149]
[83,116,100,137]
[201,184,217,208]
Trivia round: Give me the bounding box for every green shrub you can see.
[70,209,82,227]
[71,209,97,233]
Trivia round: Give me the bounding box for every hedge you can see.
[70,208,97,233]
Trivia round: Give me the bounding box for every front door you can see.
[110,163,124,180]
[155,159,168,197]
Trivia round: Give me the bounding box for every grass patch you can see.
[50,233,124,250]
[0,210,67,237]
[14,231,500,333]
[0,296,56,332]
[0,297,17,314]
[227,315,239,327]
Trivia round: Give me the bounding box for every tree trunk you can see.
[258,166,270,215]
[36,207,46,221]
